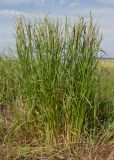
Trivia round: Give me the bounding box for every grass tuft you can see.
[0,15,114,159]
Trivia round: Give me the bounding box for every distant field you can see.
[100,60,114,71]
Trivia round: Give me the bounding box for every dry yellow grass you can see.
[100,60,114,71]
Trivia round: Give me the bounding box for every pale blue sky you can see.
[0,0,114,57]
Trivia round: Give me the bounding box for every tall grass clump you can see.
[0,15,113,145]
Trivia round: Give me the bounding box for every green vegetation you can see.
[0,15,114,159]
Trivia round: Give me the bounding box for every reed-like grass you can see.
[0,15,114,153]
